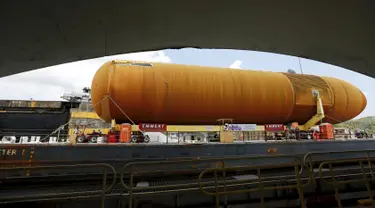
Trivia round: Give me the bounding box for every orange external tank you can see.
[91,60,367,125]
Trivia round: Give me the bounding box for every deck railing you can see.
[1,150,375,207]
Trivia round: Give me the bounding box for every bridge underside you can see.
[1,1,374,78]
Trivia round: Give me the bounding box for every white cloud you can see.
[229,60,242,69]
[0,51,171,101]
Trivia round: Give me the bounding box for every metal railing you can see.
[0,163,116,207]
[197,156,311,208]
[2,150,375,207]
[317,158,375,207]
[304,150,375,208]
[119,153,309,208]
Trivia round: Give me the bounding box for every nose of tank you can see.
[322,76,367,123]
[361,90,368,110]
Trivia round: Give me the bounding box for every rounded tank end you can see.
[322,76,367,123]
[91,61,114,122]
[361,90,367,112]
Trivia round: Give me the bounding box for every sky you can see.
[0,48,374,119]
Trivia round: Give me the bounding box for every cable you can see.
[298,57,304,74]
[324,115,344,124]
[108,96,146,135]
[41,95,110,142]
[108,96,136,125]
[43,94,144,142]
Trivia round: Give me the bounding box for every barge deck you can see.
[2,139,375,207]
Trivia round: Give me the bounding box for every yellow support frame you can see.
[298,90,325,131]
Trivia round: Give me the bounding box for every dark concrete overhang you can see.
[0,1,374,78]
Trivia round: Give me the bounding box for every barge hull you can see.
[2,140,375,207]
[1,140,374,168]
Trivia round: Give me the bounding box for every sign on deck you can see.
[139,123,167,132]
[264,124,285,131]
[224,124,257,131]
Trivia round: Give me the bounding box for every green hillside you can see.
[335,116,375,133]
